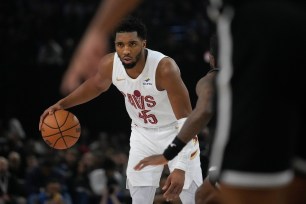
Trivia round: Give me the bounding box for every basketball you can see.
[40,109,81,150]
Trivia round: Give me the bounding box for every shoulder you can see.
[156,57,180,78]
[155,57,182,91]
[147,48,166,58]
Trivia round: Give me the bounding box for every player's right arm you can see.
[57,53,114,109]
[39,53,114,130]
[175,71,217,143]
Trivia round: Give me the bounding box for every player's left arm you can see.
[156,57,192,119]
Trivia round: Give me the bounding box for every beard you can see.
[121,51,142,69]
[122,61,136,69]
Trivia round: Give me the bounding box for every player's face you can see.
[115,31,146,69]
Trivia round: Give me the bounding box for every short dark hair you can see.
[115,16,147,40]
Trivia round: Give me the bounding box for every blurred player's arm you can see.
[90,0,142,34]
[61,0,142,95]
[40,54,114,130]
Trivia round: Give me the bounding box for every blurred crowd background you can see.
[1,0,215,203]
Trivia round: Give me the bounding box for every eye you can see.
[116,42,124,48]
[130,42,137,47]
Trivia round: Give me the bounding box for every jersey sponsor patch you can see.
[143,77,152,85]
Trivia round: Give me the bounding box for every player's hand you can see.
[60,30,109,95]
[134,155,168,170]
[39,104,63,131]
[162,169,185,201]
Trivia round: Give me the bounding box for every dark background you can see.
[1,0,215,141]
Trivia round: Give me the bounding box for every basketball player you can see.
[134,34,222,204]
[39,17,203,204]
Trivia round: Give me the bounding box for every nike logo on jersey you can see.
[170,143,176,147]
[116,77,126,81]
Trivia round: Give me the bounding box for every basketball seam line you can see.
[42,123,80,137]
[54,111,70,148]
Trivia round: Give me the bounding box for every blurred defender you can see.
[209,1,306,204]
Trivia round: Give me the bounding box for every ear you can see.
[143,40,147,48]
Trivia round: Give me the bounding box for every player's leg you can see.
[126,126,166,204]
[127,181,157,204]
[179,181,198,204]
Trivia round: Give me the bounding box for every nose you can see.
[123,45,131,55]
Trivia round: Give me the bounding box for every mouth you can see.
[122,57,132,64]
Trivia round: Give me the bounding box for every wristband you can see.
[163,137,186,161]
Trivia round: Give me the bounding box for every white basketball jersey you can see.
[112,49,177,128]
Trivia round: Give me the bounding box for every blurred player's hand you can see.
[134,154,168,170]
[162,169,185,201]
[60,31,109,95]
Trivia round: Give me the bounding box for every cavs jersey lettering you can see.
[112,49,177,128]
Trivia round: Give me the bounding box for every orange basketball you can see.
[40,109,81,150]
